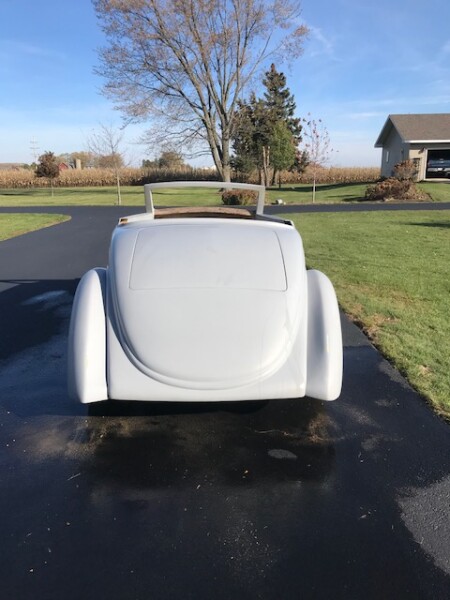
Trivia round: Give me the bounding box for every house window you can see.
[385,149,390,163]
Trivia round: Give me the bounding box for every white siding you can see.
[380,127,406,177]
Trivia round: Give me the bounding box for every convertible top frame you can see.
[144,181,267,216]
[116,181,291,227]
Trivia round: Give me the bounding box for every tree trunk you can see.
[203,118,231,182]
[207,138,231,182]
[221,164,231,183]
[116,172,121,205]
[262,146,271,187]
[221,134,232,182]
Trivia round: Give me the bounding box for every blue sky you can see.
[1,0,450,167]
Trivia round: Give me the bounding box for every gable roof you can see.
[375,113,450,147]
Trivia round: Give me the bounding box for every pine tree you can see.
[231,65,304,186]
[262,64,302,143]
[231,94,273,183]
[269,122,297,188]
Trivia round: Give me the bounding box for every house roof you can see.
[375,113,450,147]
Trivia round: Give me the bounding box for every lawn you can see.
[266,183,372,204]
[0,213,71,241]
[418,181,450,201]
[1,180,449,206]
[289,210,450,418]
[0,187,145,207]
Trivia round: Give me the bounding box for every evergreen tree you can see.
[232,94,273,182]
[231,64,304,185]
[262,64,302,143]
[269,121,297,187]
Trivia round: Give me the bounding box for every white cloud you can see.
[305,24,339,61]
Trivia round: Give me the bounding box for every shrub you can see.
[221,189,258,205]
[365,178,408,201]
[365,178,428,202]
[35,152,60,181]
[393,159,418,181]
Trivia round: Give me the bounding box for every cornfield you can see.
[0,166,380,189]
[296,166,380,184]
[0,167,219,189]
[246,166,380,185]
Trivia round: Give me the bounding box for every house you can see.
[375,113,450,180]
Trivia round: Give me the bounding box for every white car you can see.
[68,181,342,404]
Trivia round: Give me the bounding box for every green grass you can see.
[266,182,372,204]
[418,181,450,201]
[1,181,449,206]
[0,213,71,241]
[0,186,231,207]
[288,210,450,418]
[0,187,144,206]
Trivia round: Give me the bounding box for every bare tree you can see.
[87,123,125,205]
[302,116,332,203]
[93,0,308,182]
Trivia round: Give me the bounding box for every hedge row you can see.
[0,165,380,189]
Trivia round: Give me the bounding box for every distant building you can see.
[375,114,450,180]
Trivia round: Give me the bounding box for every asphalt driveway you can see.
[0,207,449,599]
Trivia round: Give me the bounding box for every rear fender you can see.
[67,268,108,403]
[305,270,343,401]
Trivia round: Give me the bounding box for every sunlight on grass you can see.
[289,210,450,418]
[0,214,71,241]
[418,181,450,202]
[1,181,449,206]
